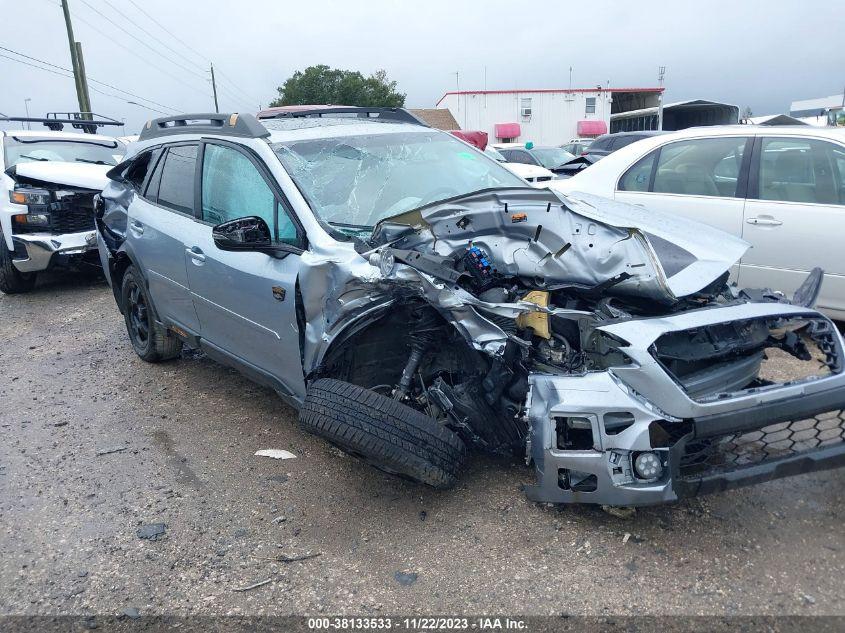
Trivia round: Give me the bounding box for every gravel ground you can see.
[2,272,845,618]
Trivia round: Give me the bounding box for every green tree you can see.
[269,65,405,108]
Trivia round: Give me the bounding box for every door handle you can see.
[129,220,144,235]
[746,217,783,226]
[186,246,206,263]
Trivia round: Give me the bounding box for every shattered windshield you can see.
[272,130,527,229]
[3,136,125,167]
[531,147,574,169]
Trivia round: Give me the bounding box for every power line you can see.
[0,44,179,113]
[0,52,169,116]
[125,0,208,67]
[71,10,213,101]
[0,51,74,81]
[76,0,211,88]
[100,0,207,74]
[214,67,264,108]
[120,0,264,109]
[39,0,261,113]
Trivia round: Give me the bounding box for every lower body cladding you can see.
[11,230,99,273]
[524,306,845,506]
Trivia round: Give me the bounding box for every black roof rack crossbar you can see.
[1,112,122,134]
[138,113,270,141]
[261,107,429,127]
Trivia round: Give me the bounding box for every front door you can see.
[740,136,845,318]
[185,141,308,400]
[126,144,201,332]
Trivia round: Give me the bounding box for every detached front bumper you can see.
[11,230,98,273]
[524,303,845,506]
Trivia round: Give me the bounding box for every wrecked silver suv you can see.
[96,109,845,506]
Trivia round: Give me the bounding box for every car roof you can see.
[262,117,434,144]
[127,116,438,154]
[646,124,845,141]
[594,131,666,141]
[0,128,123,143]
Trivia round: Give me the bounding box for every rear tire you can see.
[121,266,182,362]
[300,378,466,489]
[0,233,37,294]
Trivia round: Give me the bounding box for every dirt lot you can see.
[2,272,845,618]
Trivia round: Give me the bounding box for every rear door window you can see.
[756,138,845,205]
[618,151,657,191]
[652,137,748,197]
[156,144,199,214]
[124,150,155,192]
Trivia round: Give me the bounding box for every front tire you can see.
[300,378,467,489]
[120,266,182,362]
[0,233,37,294]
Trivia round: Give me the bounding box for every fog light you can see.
[633,451,663,481]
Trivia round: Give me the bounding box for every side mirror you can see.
[212,216,272,252]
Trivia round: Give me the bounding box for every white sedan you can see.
[551,126,845,320]
[483,146,555,186]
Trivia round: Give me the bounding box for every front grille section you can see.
[651,315,839,402]
[12,189,96,235]
[679,408,845,479]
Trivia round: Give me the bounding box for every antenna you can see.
[657,66,667,130]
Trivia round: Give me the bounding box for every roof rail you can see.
[258,106,429,127]
[0,112,122,134]
[138,113,270,141]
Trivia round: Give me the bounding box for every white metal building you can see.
[436,87,663,146]
[790,93,845,127]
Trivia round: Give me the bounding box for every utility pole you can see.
[453,71,459,91]
[656,66,666,131]
[76,42,92,120]
[24,98,31,129]
[210,63,219,113]
[61,0,91,117]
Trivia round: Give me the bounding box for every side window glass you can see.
[276,201,299,244]
[511,151,534,165]
[125,151,152,192]
[157,145,198,214]
[143,149,165,201]
[201,144,275,229]
[652,137,747,197]
[618,151,657,191]
[758,138,843,205]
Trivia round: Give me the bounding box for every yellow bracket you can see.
[516,290,550,339]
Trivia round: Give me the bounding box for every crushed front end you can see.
[524,303,845,505]
[3,166,106,274]
[352,188,845,505]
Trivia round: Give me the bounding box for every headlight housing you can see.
[10,187,51,206]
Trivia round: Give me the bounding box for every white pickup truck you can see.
[0,118,125,293]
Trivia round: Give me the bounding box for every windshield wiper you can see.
[19,154,49,161]
[75,158,110,165]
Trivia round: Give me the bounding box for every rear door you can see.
[185,140,308,400]
[740,135,845,317]
[126,143,201,332]
[615,135,752,235]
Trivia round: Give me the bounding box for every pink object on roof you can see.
[577,120,608,136]
[448,130,488,150]
[494,123,521,139]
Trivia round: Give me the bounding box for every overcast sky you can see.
[1,0,843,136]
